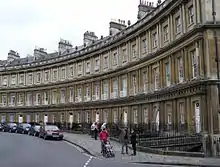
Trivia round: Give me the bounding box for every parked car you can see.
[28,125,41,136]
[16,123,31,134]
[39,125,63,140]
[2,123,17,132]
[0,123,3,131]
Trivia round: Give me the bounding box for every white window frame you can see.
[19,74,24,84]
[28,74,33,85]
[163,25,169,42]
[131,75,137,95]
[143,108,148,124]
[178,57,184,83]
[86,61,91,73]
[188,5,194,24]
[60,89,65,103]
[44,71,49,82]
[36,93,41,105]
[53,70,58,81]
[132,44,137,58]
[152,31,158,48]
[175,16,181,34]
[165,61,171,86]
[122,48,127,63]
[27,93,32,106]
[153,67,159,90]
[10,94,15,106]
[44,92,49,105]
[69,65,74,77]
[2,95,7,106]
[95,58,100,71]
[2,76,7,86]
[61,68,66,79]
[36,72,41,83]
[191,50,198,78]
[113,52,118,66]
[103,55,109,69]
[143,71,148,92]
[142,39,147,53]
[11,75,16,85]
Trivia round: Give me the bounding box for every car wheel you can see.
[28,131,31,135]
[9,129,11,133]
[34,132,37,137]
[2,129,4,132]
[43,135,47,140]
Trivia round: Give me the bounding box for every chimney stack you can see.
[137,0,155,20]
[109,19,127,36]
[7,50,20,62]
[83,31,98,46]
[58,39,72,55]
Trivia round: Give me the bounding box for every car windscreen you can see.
[45,126,59,131]
[23,124,31,128]
[8,123,17,127]
[34,125,40,130]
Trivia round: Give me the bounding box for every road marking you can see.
[83,156,93,167]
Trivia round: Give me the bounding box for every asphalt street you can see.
[0,132,191,167]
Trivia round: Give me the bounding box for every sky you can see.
[0,0,160,60]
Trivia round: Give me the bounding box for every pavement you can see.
[0,132,184,167]
[63,132,220,167]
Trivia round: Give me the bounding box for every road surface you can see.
[0,132,190,167]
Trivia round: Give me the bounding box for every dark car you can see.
[16,123,31,134]
[39,125,63,140]
[0,123,3,131]
[28,125,41,136]
[2,123,17,132]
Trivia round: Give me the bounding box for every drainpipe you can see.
[212,0,219,157]
[212,0,220,105]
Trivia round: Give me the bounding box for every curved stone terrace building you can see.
[0,0,220,137]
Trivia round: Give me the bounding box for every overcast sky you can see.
[0,0,160,60]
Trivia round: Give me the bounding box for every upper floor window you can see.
[11,75,16,85]
[152,31,158,48]
[95,58,100,71]
[142,71,148,92]
[132,44,136,58]
[188,5,194,25]
[103,55,109,69]
[142,39,147,53]
[165,61,171,86]
[19,74,24,85]
[78,63,83,74]
[2,76,7,86]
[53,70,57,81]
[28,74,33,84]
[86,61,91,73]
[61,68,66,79]
[177,56,184,83]
[122,48,127,63]
[175,16,181,34]
[153,67,159,90]
[191,50,198,78]
[45,71,49,82]
[36,73,41,83]
[163,25,169,42]
[113,52,118,66]
[69,65,74,77]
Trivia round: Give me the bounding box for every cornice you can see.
[0,79,207,112]
[0,26,204,93]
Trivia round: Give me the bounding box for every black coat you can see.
[130,132,137,144]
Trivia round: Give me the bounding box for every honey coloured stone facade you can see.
[0,0,220,135]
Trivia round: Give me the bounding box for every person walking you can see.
[94,122,98,140]
[120,127,129,154]
[130,129,137,156]
[99,128,109,154]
